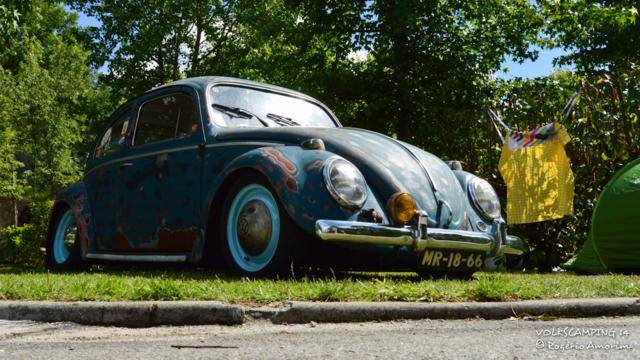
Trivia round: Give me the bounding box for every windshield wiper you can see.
[212,103,270,127]
[266,113,300,127]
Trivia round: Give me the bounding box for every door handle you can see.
[118,162,134,169]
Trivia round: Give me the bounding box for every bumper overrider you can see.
[315,211,524,256]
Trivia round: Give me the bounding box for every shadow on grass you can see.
[0,263,438,282]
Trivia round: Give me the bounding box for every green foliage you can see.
[0,119,25,202]
[0,198,51,266]
[0,1,111,199]
[0,1,109,265]
[542,0,639,72]
[0,225,41,266]
[348,0,542,146]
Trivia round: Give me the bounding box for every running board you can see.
[85,253,188,262]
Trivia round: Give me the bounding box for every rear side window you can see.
[134,93,198,146]
[95,110,132,159]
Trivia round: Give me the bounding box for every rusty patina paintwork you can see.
[52,76,500,267]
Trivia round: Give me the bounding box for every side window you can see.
[135,93,198,147]
[95,110,132,159]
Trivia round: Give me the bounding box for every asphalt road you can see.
[1,316,639,359]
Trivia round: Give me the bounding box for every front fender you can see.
[205,145,387,234]
[54,182,95,256]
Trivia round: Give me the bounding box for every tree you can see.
[0,108,25,226]
[75,0,250,98]
[335,0,543,175]
[74,1,543,163]
[542,0,639,72]
[0,0,110,199]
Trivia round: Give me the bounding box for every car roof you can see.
[99,76,341,144]
[148,76,318,102]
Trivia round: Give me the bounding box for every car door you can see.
[84,107,135,252]
[115,87,204,257]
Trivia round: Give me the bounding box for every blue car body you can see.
[51,76,524,270]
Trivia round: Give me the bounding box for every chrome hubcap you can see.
[227,184,281,272]
[237,199,272,256]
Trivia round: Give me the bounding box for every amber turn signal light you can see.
[387,192,418,225]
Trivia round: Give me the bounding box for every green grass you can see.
[0,266,639,303]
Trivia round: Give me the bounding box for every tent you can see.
[564,158,640,273]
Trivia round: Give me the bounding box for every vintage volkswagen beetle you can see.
[46,76,525,276]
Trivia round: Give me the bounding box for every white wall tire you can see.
[218,174,295,277]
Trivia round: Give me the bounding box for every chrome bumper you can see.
[315,217,524,256]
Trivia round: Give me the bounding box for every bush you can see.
[0,224,41,266]
[0,198,51,266]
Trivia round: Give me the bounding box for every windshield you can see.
[209,85,337,128]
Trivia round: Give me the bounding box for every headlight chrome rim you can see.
[323,157,368,209]
[468,177,501,220]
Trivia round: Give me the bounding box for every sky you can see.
[69,7,570,80]
[500,47,572,80]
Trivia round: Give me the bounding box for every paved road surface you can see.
[1,316,639,359]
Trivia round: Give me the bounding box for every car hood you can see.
[215,127,469,228]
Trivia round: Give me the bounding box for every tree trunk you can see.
[386,1,412,142]
[190,16,203,75]
[11,173,18,227]
[12,197,18,227]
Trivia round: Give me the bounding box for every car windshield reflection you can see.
[209,85,336,128]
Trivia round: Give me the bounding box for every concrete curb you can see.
[269,298,640,324]
[0,298,638,327]
[0,301,244,327]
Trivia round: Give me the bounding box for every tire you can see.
[506,254,526,271]
[218,174,295,277]
[45,206,87,271]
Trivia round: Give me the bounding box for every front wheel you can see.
[45,207,87,271]
[506,254,526,271]
[218,174,295,277]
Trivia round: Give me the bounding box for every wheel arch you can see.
[201,167,266,266]
[199,145,353,265]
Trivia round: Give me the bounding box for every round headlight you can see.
[323,157,368,209]
[468,177,501,220]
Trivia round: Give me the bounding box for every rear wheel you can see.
[45,207,87,271]
[218,174,295,277]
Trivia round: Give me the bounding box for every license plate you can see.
[418,250,485,270]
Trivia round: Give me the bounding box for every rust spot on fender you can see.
[285,177,298,192]
[304,159,323,172]
[262,148,297,174]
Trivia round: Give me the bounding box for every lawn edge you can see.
[1,298,640,327]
